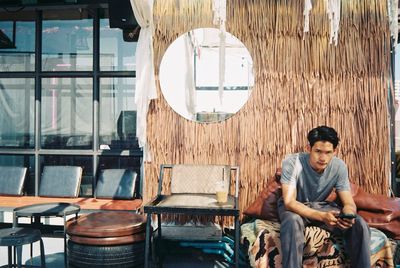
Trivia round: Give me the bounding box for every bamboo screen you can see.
[145,0,392,216]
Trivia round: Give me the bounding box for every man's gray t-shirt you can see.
[280,153,350,202]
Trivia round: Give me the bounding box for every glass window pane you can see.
[0,155,35,195]
[42,9,93,71]
[41,77,93,149]
[40,155,92,197]
[0,11,35,72]
[99,77,137,150]
[99,10,136,71]
[0,78,34,148]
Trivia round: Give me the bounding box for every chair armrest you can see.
[144,195,164,207]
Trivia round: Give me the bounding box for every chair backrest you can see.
[0,166,27,196]
[95,169,137,200]
[165,164,232,194]
[39,166,83,197]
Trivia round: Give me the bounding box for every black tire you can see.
[68,240,145,268]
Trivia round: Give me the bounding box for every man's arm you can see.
[337,190,357,214]
[281,183,339,226]
[336,190,357,229]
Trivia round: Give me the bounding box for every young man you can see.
[278,125,370,267]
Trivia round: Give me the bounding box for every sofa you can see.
[241,170,400,267]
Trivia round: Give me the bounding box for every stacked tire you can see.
[66,211,147,268]
[68,240,145,267]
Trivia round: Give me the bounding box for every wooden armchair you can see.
[143,164,241,267]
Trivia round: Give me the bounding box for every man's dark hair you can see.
[307,126,340,149]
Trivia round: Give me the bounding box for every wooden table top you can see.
[0,195,142,212]
[66,211,146,237]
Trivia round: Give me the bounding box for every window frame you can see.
[0,6,142,197]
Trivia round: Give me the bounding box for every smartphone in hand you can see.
[338,213,356,219]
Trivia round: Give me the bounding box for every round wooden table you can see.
[66,211,147,268]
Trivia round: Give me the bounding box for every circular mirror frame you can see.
[159,28,254,123]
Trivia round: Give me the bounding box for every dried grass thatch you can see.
[145,0,391,224]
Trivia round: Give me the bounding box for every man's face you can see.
[306,141,336,173]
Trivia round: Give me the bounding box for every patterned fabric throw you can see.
[241,219,395,268]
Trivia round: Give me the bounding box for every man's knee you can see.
[281,212,304,232]
[350,215,370,239]
[353,216,369,231]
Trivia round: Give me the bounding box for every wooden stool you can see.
[66,211,146,267]
[0,227,45,268]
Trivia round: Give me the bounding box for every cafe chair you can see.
[0,166,27,196]
[143,164,240,268]
[94,169,138,200]
[0,166,28,231]
[39,166,83,198]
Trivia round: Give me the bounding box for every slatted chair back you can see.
[95,169,137,200]
[39,166,83,197]
[157,164,239,197]
[0,166,27,196]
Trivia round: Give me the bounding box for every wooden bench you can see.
[0,196,142,213]
[0,168,142,214]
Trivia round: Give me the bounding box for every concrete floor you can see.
[0,236,236,268]
[0,213,240,267]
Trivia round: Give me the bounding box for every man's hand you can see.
[336,210,356,229]
[321,210,340,227]
[336,217,355,229]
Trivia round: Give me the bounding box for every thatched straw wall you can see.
[145,0,391,218]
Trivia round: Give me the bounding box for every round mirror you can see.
[159,28,254,123]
